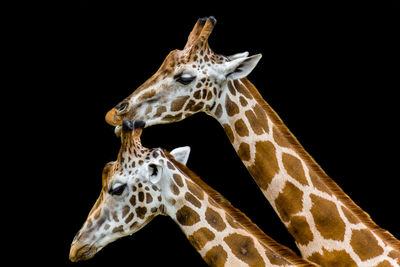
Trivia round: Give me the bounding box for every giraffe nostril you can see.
[115,102,129,113]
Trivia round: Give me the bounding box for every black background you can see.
[18,1,398,266]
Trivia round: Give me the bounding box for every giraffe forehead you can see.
[127,48,226,103]
[117,148,165,174]
[157,50,188,73]
[161,47,226,72]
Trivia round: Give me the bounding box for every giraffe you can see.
[103,17,400,266]
[70,119,317,266]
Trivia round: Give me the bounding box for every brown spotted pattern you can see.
[308,248,357,267]
[96,16,400,267]
[388,250,400,265]
[176,205,200,226]
[205,207,226,232]
[350,229,384,261]
[204,245,228,266]
[224,233,265,266]
[275,181,304,222]
[287,216,314,245]
[245,109,264,135]
[237,142,251,161]
[188,227,216,251]
[282,153,308,186]
[225,94,239,117]
[185,192,201,208]
[310,194,346,241]
[234,118,249,137]
[248,141,279,190]
[163,154,316,266]
[376,261,395,267]
[210,78,400,266]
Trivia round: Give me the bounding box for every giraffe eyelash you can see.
[146,96,161,104]
[108,183,127,196]
[175,73,196,85]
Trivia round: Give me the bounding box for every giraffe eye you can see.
[109,183,127,196]
[176,73,195,85]
[115,102,129,113]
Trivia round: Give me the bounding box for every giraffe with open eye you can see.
[101,16,400,266]
[70,120,317,266]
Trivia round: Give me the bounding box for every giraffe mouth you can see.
[69,243,98,262]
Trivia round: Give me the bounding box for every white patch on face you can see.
[208,65,226,82]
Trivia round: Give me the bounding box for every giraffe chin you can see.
[114,125,122,136]
[69,243,99,262]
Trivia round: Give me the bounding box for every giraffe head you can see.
[105,16,261,131]
[69,120,191,262]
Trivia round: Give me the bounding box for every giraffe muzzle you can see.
[105,108,122,126]
[106,101,131,126]
[69,242,98,262]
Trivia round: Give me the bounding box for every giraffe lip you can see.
[69,243,98,262]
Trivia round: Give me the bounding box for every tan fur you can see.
[101,16,399,264]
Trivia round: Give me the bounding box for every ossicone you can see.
[122,120,134,131]
[184,16,217,50]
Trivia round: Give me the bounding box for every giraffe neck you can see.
[163,153,316,267]
[210,78,400,266]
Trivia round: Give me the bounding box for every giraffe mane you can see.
[164,150,316,266]
[240,77,400,251]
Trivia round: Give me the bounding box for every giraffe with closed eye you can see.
[103,17,400,266]
[70,120,317,266]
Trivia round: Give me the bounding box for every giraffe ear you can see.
[224,54,262,80]
[228,51,249,60]
[170,146,191,165]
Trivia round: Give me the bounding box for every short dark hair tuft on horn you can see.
[122,119,134,131]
